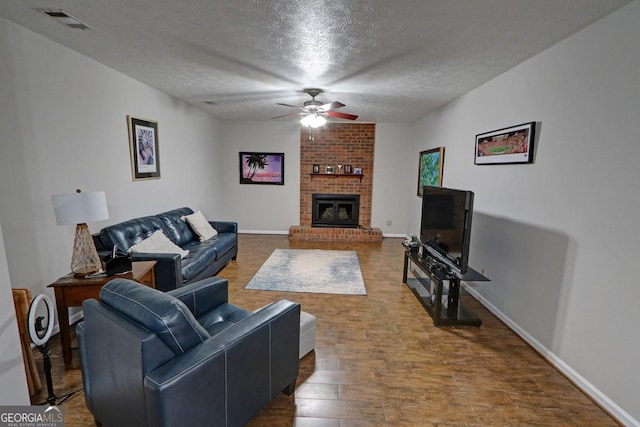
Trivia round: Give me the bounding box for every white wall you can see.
[220,121,413,235]
[372,123,415,236]
[411,2,640,424]
[0,17,222,324]
[220,121,301,233]
[0,221,30,405]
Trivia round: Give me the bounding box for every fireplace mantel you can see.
[309,173,364,182]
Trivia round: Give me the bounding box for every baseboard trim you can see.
[239,230,406,238]
[38,311,86,351]
[462,284,637,427]
[51,311,84,338]
[239,230,289,235]
[382,233,406,238]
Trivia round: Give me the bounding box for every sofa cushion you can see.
[182,210,218,242]
[184,232,236,258]
[99,279,209,356]
[128,230,189,259]
[180,247,217,283]
[179,232,236,282]
[157,207,196,246]
[103,215,166,253]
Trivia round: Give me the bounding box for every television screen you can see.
[420,186,474,274]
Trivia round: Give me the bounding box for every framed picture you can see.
[475,122,536,165]
[353,167,362,175]
[417,147,445,197]
[313,164,320,173]
[127,115,160,181]
[344,164,352,174]
[239,152,285,185]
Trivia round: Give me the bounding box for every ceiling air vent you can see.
[36,9,93,30]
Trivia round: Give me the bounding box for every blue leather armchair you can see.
[77,277,300,427]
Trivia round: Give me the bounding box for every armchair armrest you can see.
[167,276,228,316]
[143,299,300,427]
[129,252,182,292]
[209,221,237,234]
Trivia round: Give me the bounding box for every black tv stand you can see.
[402,246,489,326]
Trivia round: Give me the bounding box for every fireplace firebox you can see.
[312,194,360,228]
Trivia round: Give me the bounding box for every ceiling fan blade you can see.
[275,103,301,108]
[270,111,302,119]
[320,101,345,111]
[327,110,359,120]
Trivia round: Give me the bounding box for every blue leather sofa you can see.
[77,277,300,427]
[93,207,237,291]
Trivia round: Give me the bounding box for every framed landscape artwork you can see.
[417,147,445,197]
[239,152,285,185]
[127,115,160,181]
[475,122,536,165]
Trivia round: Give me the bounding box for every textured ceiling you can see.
[0,0,631,123]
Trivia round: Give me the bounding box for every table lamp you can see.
[52,189,109,277]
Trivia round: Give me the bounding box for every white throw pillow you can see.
[128,230,189,258]
[181,210,218,242]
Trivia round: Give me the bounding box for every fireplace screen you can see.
[312,194,360,228]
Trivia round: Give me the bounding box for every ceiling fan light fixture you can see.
[301,114,326,128]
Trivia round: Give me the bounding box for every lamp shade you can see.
[301,114,326,128]
[52,191,109,225]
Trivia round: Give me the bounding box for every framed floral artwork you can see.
[127,115,160,181]
[417,147,444,197]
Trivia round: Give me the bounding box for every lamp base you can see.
[73,269,99,278]
[70,223,101,277]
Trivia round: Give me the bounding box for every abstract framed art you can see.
[127,115,160,181]
[417,147,445,197]
[239,152,285,185]
[475,122,536,165]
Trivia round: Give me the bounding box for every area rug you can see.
[245,249,367,295]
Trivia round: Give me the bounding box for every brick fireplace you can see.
[289,123,383,242]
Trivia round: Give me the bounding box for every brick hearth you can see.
[291,123,382,243]
[289,225,382,242]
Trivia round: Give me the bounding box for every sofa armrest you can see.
[209,221,237,235]
[167,276,228,316]
[129,252,182,292]
[143,299,300,427]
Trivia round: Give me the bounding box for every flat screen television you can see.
[420,186,474,274]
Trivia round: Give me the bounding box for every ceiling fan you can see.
[271,88,358,127]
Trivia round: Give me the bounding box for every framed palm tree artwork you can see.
[239,152,285,185]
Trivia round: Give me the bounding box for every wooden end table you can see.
[48,260,156,365]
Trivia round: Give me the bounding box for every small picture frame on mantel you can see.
[313,164,320,173]
[344,164,352,174]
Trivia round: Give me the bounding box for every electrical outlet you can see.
[386,220,392,226]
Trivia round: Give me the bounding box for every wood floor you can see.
[31,234,619,426]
